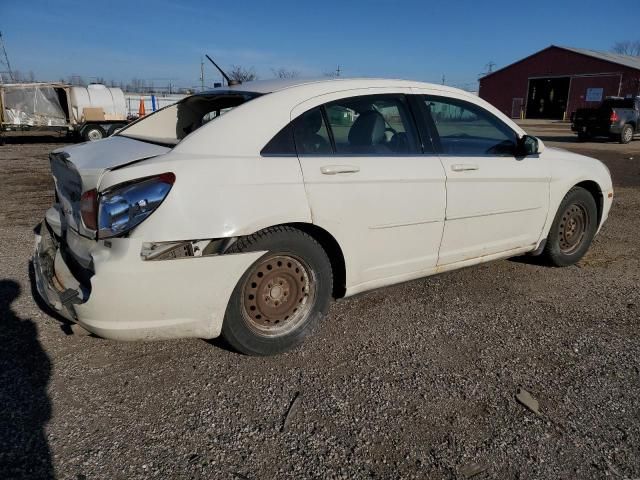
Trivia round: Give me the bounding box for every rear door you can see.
[416,93,550,265]
[290,91,447,288]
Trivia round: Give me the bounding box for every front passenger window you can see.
[424,97,517,156]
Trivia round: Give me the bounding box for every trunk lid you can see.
[50,136,170,237]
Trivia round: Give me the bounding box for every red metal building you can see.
[479,45,640,120]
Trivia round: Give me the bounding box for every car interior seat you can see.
[347,110,391,153]
[298,110,330,153]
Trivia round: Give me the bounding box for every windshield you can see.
[117,91,260,146]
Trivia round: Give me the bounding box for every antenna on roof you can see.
[205,54,239,86]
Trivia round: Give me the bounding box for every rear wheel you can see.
[83,124,105,142]
[576,132,590,142]
[542,187,598,267]
[106,123,126,136]
[620,124,633,144]
[221,226,332,356]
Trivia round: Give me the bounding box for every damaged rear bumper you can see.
[33,221,84,322]
[33,219,264,341]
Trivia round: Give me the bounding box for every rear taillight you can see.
[610,111,619,122]
[97,173,175,239]
[80,188,98,230]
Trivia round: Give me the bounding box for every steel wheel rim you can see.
[240,254,316,337]
[558,203,588,254]
[624,128,632,142]
[87,129,103,141]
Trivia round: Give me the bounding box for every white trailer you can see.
[0,82,130,143]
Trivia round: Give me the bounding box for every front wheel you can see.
[542,187,598,267]
[221,227,333,356]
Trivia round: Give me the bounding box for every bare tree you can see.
[272,67,299,79]
[612,40,640,56]
[228,65,258,82]
[28,71,35,82]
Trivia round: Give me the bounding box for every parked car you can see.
[571,96,640,143]
[34,78,614,355]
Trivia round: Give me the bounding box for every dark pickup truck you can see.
[571,97,639,143]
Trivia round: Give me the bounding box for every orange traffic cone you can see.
[138,97,146,117]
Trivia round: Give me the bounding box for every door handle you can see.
[320,165,360,175]
[451,163,479,172]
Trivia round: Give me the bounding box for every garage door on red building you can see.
[479,45,640,120]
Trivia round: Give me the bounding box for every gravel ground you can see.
[0,126,639,479]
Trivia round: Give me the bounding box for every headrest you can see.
[348,110,386,146]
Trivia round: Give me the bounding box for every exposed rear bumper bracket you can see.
[33,220,79,321]
[60,288,82,306]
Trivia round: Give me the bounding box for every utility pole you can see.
[0,31,14,83]
[478,61,497,79]
[441,74,445,85]
[336,65,341,77]
[200,57,205,91]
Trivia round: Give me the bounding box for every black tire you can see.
[542,187,598,267]
[620,124,633,144]
[221,226,333,356]
[576,132,589,142]
[83,125,105,142]
[106,123,126,136]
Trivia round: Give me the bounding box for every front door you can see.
[293,92,447,288]
[418,94,550,265]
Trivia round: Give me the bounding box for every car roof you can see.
[199,77,471,96]
[175,76,526,156]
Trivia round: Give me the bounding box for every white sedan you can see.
[34,78,613,355]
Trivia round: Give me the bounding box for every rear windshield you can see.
[602,98,637,109]
[117,91,260,146]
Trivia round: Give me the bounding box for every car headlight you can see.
[81,173,175,239]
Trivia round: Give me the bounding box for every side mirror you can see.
[516,135,542,156]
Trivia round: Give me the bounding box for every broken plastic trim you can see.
[140,237,238,261]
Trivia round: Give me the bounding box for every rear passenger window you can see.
[324,95,419,155]
[261,123,296,155]
[293,107,332,155]
[423,96,517,156]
